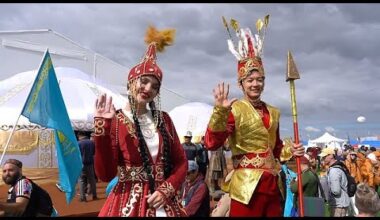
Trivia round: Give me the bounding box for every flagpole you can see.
[0,48,49,166]
[0,115,22,165]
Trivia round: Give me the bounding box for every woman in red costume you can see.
[93,26,187,217]
[205,15,305,217]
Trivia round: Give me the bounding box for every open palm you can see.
[94,93,116,119]
[213,82,237,109]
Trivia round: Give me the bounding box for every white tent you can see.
[308,132,346,149]
[0,67,129,168]
[0,67,128,131]
[169,102,213,144]
[0,29,189,112]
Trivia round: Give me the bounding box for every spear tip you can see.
[286,50,300,82]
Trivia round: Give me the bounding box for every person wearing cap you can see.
[319,146,350,217]
[204,15,305,217]
[93,26,187,217]
[0,159,54,217]
[344,150,363,184]
[181,160,210,217]
[182,131,198,161]
[369,146,377,153]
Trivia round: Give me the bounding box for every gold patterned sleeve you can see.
[93,117,118,182]
[94,117,112,136]
[208,106,231,132]
[204,107,235,151]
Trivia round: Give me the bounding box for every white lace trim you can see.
[123,109,160,162]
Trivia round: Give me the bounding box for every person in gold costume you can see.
[204,15,305,217]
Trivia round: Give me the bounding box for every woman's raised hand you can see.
[94,93,116,119]
[213,82,237,109]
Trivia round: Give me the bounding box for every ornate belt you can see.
[232,149,275,170]
[118,164,165,182]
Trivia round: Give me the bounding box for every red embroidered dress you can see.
[93,110,187,217]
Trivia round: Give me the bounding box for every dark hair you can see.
[370,147,377,152]
[4,159,22,168]
[127,95,172,194]
[128,96,155,193]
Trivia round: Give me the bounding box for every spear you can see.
[286,50,305,217]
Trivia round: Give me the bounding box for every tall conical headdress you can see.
[128,25,176,83]
[222,15,270,81]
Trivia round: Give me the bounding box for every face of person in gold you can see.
[240,70,265,103]
[130,75,160,108]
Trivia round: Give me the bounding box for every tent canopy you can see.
[0,67,127,131]
[169,102,213,144]
[308,132,346,148]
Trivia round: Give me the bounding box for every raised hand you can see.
[94,93,116,119]
[212,82,237,109]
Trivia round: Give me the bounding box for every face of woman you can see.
[132,75,160,105]
[241,70,265,102]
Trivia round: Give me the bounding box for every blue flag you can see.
[21,50,82,204]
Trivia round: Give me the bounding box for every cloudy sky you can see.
[0,3,379,140]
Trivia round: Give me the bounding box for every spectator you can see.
[0,159,54,217]
[344,151,363,184]
[78,131,98,202]
[181,160,210,217]
[211,170,234,217]
[208,146,227,192]
[319,147,350,217]
[279,141,297,217]
[290,156,319,215]
[196,136,209,177]
[355,183,380,217]
[182,131,198,161]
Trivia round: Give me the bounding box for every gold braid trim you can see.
[156,181,175,200]
[208,106,230,132]
[94,117,106,136]
[116,111,136,139]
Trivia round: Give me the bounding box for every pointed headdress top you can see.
[222,15,270,81]
[128,25,176,83]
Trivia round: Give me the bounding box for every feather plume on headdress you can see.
[221,15,270,80]
[144,25,176,52]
